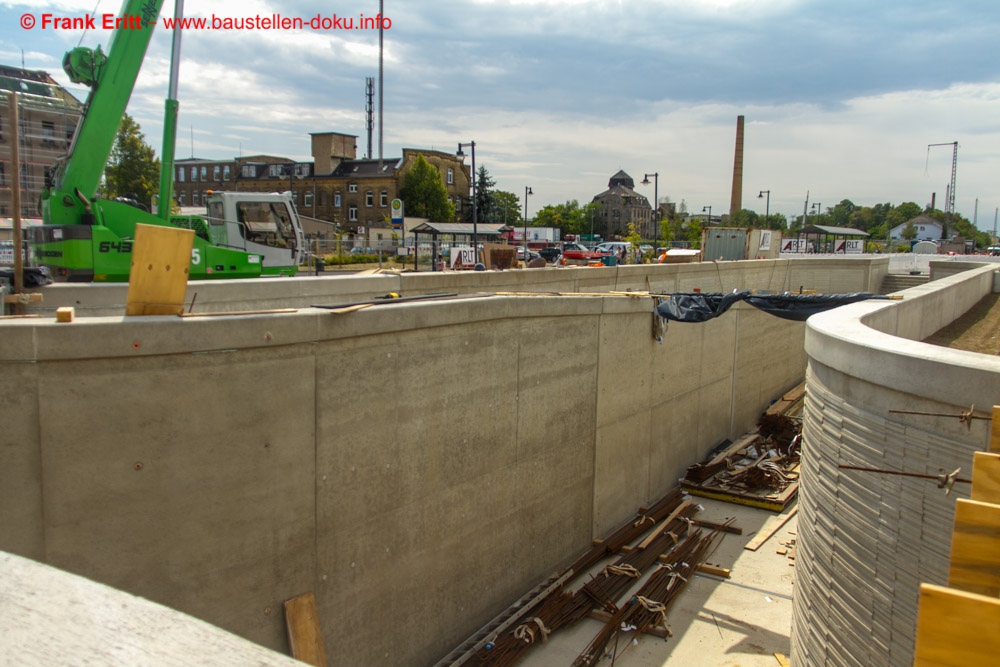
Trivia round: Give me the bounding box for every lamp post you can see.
[702,205,712,227]
[642,172,659,249]
[457,141,477,263]
[811,202,821,218]
[523,186,533,261]
[758,190,770,228]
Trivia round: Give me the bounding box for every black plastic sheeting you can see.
[655,291,890,323]
[0,266,52,288]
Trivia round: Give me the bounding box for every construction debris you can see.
[680,383,804,512]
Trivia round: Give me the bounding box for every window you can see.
[380,192,388,207]
[20,163,28,189]
[304,191,313,207]
[213,166,220,181]
[193,191,200,205]
[65,123,74,141]
[349,206,358,221]
[349,183,358,193]
[223,165,231,180]
[241,164,256,178]
[178,192,185,205]
[191,167,197,182]
[334,193,341,207]
[447,168,453,184]
[0,163,4,185]
[200,166,207,181]
[178,167,185,182]
[41,121,55,146]
[366,191,373,207]
[269,164,281,177]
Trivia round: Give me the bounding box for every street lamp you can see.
[456,141,477,262]
[523,186,533,261]
[811,202,821,218]
[642,172,659,249]
[702,205,712,227]
[758,190,770,228]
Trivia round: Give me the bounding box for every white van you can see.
[594,241,632,255]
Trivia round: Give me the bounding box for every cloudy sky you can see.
[3,0,999,226]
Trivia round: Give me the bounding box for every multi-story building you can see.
[0,66,83,220]
[169,132,471,239]
[591,170,654,240]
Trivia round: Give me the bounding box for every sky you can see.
[2,0,1000,227]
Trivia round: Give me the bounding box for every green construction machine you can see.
[27,0,304,281]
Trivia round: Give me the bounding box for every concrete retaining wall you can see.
[792,262,999,666]
[1,257,883,665]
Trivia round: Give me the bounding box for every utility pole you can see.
[927,141,957,215]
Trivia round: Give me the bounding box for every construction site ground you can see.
[923,292,1000,355]
[518,497,798,667]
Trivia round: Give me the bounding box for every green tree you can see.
[885,202,922,230]
[684,218,702,248]
[534,200,586,236]
[623,222,642,259]
[488,190,521,225]
[472,165,496,223]
[900,220,918,241]
[103,114,160,209]
[399,154,455,222]
[830,199,856,227]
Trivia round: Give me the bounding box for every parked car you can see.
[594,241,631,256]
[350,246,375,255]
[538,246,561,262]
[516,246,541,262]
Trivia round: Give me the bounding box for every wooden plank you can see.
[125,224,194,316]
[707,432,761,466]
[178,308,298,318]
[328,303,373,315]
[744,505,798,551]
[690,518,743,535]
[972,451,1000,504]
[695,564,731,579]
[913,583,1000,666]
[774,653,790,667]
[638,499,692,550]
[947,498,1000,597]
[283,591,327,667]
[2,292,43,303]
[992,406,1000,453]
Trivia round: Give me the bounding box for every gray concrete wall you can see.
[19,256,889,317]
[0,259,830,665]
[792,262,999,666]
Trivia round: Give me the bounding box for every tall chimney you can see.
[730,115,744,216]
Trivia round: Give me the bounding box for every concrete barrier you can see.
[2,257,888,665]
[792,262,999,666]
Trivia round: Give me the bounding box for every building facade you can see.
[0,66,83,219]
[591,170,653,240]
[170,133,471,239]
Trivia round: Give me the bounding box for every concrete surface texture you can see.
[0,551,303,666]
[0,257,876,665]
[518,497,798,667]
[18,255,889,318]
[793,262,999,665]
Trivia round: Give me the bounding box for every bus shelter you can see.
[410,222,512,271]
[790,225,869,254]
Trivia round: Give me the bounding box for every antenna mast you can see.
[365,77,374,159]
[927,141,958,214]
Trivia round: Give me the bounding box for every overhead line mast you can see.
[926,141,958,215]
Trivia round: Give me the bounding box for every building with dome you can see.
[590,170,654,240]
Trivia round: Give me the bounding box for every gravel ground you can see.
[922,293,1000,356]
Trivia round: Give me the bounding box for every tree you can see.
[473,165,496,222]
[104,114,160,209]
[399,154,455,222]
[830,199,856,227]
[900,221,918,241]
[488,190,521,225]
[534,200,587,236]
[684,218,702,248]
[623,222,642,257]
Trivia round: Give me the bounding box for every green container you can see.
[602,255,617,267]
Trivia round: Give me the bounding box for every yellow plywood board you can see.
[125,224,193,316]
[991,406,1000,453]
[948,498,1000,597]
[914,583,1000,666]
[972,451,1000,505]
[283,591,327,667]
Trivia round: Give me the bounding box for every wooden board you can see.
[913,583,1000,666]
[125,224,194,316]
[971,451,1000,504]
[638,499,692,549]
[992,406,1000,453]
[744,505,798,551]
[178,308,297,318]
[947,498,1000,597]
[765,380,806,416]
[283,591,327,667]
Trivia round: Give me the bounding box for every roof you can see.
[410,222,512,236]
[800,225,869,237]
[331,159,400,178]
[608,170,635,189]
[592,184,650,205]
[0,66,82,110]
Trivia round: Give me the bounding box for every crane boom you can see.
[927,141,958,215]
[43,0,165,225]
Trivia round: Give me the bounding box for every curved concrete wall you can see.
[792,263,998,666]
[1,257,877,665]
